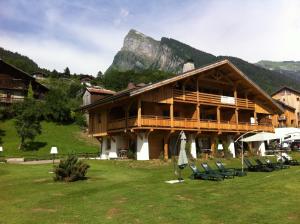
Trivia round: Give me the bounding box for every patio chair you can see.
[264,158,289,169]
[244,158,273,172]
[189,164,223,181]
[201,162,234,179]
[215,161,247,177]
[281,153,300,166]
[255,158,278,171]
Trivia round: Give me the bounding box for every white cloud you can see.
[0,31,110,75]
[155,0,300,63]
[1,0,300,76]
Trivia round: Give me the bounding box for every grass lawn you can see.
[1,158,300,224]
[0,119,99,157]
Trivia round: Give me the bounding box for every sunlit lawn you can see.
[0,119,98,157]
[1,158,300,224]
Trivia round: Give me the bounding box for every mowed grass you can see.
[0,119,98,157]
[1,158,300,224]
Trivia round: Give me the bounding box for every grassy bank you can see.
[0,119,98,157]
[0,159,300,223]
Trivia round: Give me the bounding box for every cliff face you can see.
[108,29,185,73]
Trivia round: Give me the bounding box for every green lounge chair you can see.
[244,158,273,172]
[282,155,300,166]
[201,162,234,179]
[264,158,289,169]
[255,158,278,171]
[189,164,223,181]
[215,161,247,177]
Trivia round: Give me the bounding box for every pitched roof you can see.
[271,86,300,96]
[81,59,283,113]
[0,59,48,91]
[86,87,115,95]
[274,100,296,111]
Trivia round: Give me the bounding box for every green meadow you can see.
[0,119,98,157]
[1,158,300,224]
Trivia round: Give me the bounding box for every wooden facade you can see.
[272,87,300,127]
[83,60,283,160]
[0,59,48,104]
[272,100,297,128]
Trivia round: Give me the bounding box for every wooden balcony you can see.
[173,89,255,109]
[107,116,273,132]
[0,96,24,104]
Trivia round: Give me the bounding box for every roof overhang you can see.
[81,60,284,114]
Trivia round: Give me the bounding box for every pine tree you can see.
[27,81,34,99]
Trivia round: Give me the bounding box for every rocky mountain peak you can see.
[122,29,160,59]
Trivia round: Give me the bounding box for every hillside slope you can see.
[0,120,98,157]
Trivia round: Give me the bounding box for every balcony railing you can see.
[106,116,273,132]
[173,89,255,109]
[0,96,24,103]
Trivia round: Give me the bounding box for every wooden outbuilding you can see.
[0,59,48,104]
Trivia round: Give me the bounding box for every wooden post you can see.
[217,106,221,130]
[137,97,141,127]
[245,92,248,108]
[254,112,257,124]
[170,103,174,128]
[211,135,216,156]
[182,85,185,101]
[125,105,129,130]
[235,109,239,129]
[196,78,199,103]
[234,87,238,106]
[164,134,170,161]
[198,104,201,129]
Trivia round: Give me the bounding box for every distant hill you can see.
[256,60,300,72]
[256,60,300,85]
[107,29,300,94]
[0,47,40,74]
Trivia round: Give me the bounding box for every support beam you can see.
[217,106,221,130]
[164,132,171,161]
[211,135,217,156]
[170,103,174,128]
[235,109,239,128]
[196,104,200,129]
[234,87,238,106]
[137,97,142,127]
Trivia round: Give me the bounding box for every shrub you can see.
[54,155,90,182]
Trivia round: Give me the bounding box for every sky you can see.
[0,0,300,76]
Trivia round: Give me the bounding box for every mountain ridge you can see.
[107,29,300,94]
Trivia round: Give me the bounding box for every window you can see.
[162,110,170,117]
[297,97,299,101]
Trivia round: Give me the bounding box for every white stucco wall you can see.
[136,133,149,160]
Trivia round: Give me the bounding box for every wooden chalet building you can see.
[272,87,300,127]
[272,100,297,128]
[0,59,48,104]
[82,87,116,122]
[82,60,283,160]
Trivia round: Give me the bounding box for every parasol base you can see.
[165,179,184,184]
